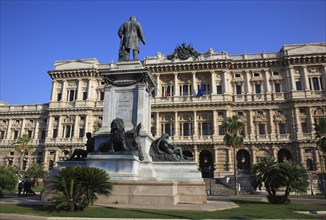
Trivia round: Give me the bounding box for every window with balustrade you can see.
[197,112,213,136]
[179,113,193,137]
[160,114,174,136]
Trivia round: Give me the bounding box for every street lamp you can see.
[208,165,212,195]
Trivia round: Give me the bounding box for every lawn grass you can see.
[0,200,324,219]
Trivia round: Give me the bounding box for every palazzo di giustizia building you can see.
[0,42,325,180]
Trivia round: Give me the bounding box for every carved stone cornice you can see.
[48,69,100,80]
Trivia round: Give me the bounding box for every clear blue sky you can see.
[1,0,325,104]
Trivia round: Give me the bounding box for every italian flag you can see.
[164,83,169,97]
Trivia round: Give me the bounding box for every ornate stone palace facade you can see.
[1,42,325,178]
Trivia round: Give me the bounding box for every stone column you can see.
[87,79,93,100]
[302,66,310,91]
[295,108,302,137]
[155,74,160,97]
[194,145,199,165]
[173,72,179,97]
[6,119,12,140]
[46,116,53,139]
[321,65,326,91]
[62,80,67,101]
[174,111,179,137]
[245,71,252,101]
[212,110,218,136]
[247,111,253,141]
[77,79,83,101]
[50,81,57,102]
[272,146,278,159]
[211,71,217,94]
[314,147,321,171]
[192,72,197,96]
[74,116,80,139]
[155,112,160,137]
[193,111,198,138]
[43,150,49,170]
[214,145,218,172]
[227,148,232,172]
[34,119,40,140]
[57,116,63,138]
[21,119,26,136]
[251,148,256,165]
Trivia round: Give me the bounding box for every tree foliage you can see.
[14,134,33,176]
[48,166,112,211]
[251,156,309,204]
[314,117,326,152]
[223,115,244,195]
[24,163,48,186]
[0,165,18,198]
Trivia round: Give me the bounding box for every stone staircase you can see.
[203,175,254,195]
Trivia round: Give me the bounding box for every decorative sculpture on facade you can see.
[149,133,192,161]
[118,16,146,62]
[167,43,200,60]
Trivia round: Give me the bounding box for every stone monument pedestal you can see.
[41,60,208,207]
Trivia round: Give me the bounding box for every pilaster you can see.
[210,71,217,94]
[77,79,83,101]
[192,72,197,95]
[301,66,310,91]
[173,72,179,96]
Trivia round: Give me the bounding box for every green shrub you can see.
[267,195,290,204]
[48,166,112,211]
[0,165,18,198]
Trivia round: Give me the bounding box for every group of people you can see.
[17,179,36,196]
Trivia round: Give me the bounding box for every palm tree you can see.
[24,162,48,186]
[49,166,112,211]
[14,134,33,177]
[251,156,309,204]
[223,115,244,195]
[251,156,278,196]
[314,117,326,198]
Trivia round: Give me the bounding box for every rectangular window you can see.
[216,85,222,94]
[82,92,87,100]
[162,124,172,136]
[57,93,62,101]
[258,124,265,135]
[68,90,75,101]
[312,77,320,90]
[218,125,225,135]
[236,85,242,95]
[79,128,84,138]
[52,129,58,138]
[41,130,46,139]
[182,85,189,96]
[296,81,302,90]
[100,91,105,100]
[151,127,156,136]
[201,122,210,135]
[255,84,261,94]
[181,122,192,136]
[273,71,279,76]
[0,131,5,139]
[27,130,33,138]
[279,123,286,134]
[274,83,281,93]
[14,130,19,139]
[301,123,308,133]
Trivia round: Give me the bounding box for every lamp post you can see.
[208,165,212,195]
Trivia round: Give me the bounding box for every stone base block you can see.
[95,180,206,206]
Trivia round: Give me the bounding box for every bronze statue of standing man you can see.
[118,16,146,61]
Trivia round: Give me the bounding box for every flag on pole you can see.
[164,83,169,97]
[197,81,205,97]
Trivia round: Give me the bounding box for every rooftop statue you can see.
[118,16,146,62]
[167,43,200,60]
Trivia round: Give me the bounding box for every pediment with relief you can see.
[54,59,100,70]
[282,43,326,56]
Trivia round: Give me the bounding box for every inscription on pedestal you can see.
[115,91,135,130]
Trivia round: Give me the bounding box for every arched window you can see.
[179,113,193,137]
[197,113,213,136]
[160,114,174,136]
